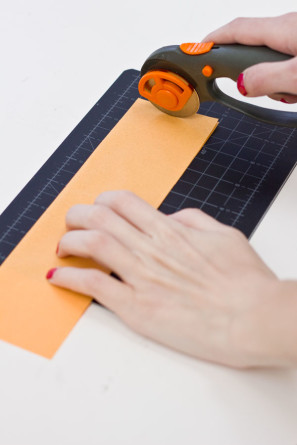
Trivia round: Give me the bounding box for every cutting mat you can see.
[1,69,297,265]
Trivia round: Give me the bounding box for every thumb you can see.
[239,56,297,100]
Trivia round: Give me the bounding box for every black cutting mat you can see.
[160,101,297,235]
[0,69,296,265]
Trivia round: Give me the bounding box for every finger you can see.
[279,95,297,104]
[94,190,170,235]
[65,203,146,249]
[268,93,297,104]
[169,208,228,232]
[65,204,102,229]
[240,57,297,97]
[57,229,139,280]
[46,266,133,315]
[203,14,297,55]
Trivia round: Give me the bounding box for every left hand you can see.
[47,190,283,368]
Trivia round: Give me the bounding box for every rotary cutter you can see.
[138,42,297,127]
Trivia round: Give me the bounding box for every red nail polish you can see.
[46,268,57,280]
[280,98,289,104]
[237,73,247,96]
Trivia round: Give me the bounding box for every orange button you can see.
[180,42,214,55]
[138,71,193,112]
[202,65,214,77]
[155,89,178,110]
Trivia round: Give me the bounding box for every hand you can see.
[46,191,297,368]
[203,12,297,103]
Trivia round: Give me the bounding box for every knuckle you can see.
[230,17,244,27]
[288,58,297,81]
[87,205,110,227]
[228,17,247,34]
[94,191,113,205]
[178,208,200,217]
[87,230,110,254]
[83,270,103,296]
[110,190,135,208]
[225,226,246,241]
[95,190,135,208]
[172,207,204,225]
[65,204,81,225]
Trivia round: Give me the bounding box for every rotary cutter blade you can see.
[138,70,199,117]
[138,42,297,127]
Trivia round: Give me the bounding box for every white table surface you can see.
[1,1,297,444]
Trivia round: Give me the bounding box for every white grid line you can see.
[231,128,293,226]
[176,108,245,211]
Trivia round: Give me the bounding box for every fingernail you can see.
[46,268,57,280]
[280,98,289,104]
[237,73,247,96]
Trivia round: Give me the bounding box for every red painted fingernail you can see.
[280,98,289,104]
[46,268,57,280]
[237,73,247,96]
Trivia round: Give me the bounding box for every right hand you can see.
[203,13,297,103]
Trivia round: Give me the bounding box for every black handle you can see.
[141,44,297,127]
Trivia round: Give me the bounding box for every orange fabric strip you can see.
[0,99,218,358]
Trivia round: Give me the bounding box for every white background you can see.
[0,1,297,444]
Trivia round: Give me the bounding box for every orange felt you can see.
[0,99,218,358]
